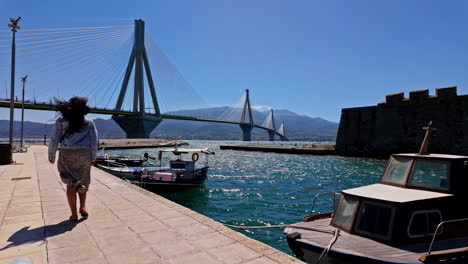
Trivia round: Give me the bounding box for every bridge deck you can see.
[0,100,286,138]
[0,146,302,264]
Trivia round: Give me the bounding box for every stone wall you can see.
[335,86,468,157]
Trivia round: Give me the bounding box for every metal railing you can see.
[427,217,468,255]
[309,191,341,215]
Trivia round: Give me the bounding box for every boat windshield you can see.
[381,156,412,185]
[409,159,450,190]
[332,196,359,231]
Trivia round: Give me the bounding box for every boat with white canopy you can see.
[97,147,215,193]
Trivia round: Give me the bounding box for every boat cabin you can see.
[330,153,468,245]
[170,160,195,171]
[155,148,215,181]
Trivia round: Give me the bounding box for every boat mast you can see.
[419,121,437,155]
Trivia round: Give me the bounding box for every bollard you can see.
[0,143,13,164]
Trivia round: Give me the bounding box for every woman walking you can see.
[48,96,98,221]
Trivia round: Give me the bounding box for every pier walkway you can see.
[0,146,303,264]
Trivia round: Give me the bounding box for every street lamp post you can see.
[8,16,21,147]
[20,75,27,149]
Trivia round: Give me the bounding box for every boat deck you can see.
[285,218,468,263]
[0,146,303,264]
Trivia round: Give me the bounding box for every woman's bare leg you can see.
[79,192,87,213]
[66,185,78,220]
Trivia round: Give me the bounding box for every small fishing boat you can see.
[285,122,468,263]
[96,147,215,193]
[139,148,215,192]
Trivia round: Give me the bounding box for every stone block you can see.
[266,252,305,263]
[246,257,281,264]
[436,86,457,97]
[409,89,429,103]
[140,230,180,245]
[105,246,163,264]
[91,225,145,255]
[185,230,235,250]
[119,212,155,223]
[48,244,105,264]
[241,239,279,256]
[207,243,261,264]
[385,92,404,104]
[173,222,215,238]
[164,216,198,228]
[167,251,220,264]
[127,219,167,233]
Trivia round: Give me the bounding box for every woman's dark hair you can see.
[55,96,90,135]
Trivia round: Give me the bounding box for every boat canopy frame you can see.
[159,148,215,155]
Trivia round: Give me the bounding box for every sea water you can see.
[103,140,387,254]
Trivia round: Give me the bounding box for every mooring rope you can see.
[317,229,340,264]
[204,184,334,192]
[223,223,336,235]
[125,179,335,192]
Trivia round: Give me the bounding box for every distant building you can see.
[335,86,468,157]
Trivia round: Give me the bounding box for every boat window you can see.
[409,159,450,190]
[408,210,442,238]
[170,162,186,169]
[332,196,359,231]
[354,201,395,240]
[381,156,412,185]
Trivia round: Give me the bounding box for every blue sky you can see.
[1,0,468,123]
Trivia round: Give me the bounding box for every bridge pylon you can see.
[239,89,254,141]
[277,121,288,141]
[112,19,162,138]
[266,109,276,141]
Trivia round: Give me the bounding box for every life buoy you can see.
[192,152,199,162]
[157,151,162,161]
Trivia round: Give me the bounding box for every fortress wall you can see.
[335,86,468,157]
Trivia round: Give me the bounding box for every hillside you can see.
[0,107,338,140]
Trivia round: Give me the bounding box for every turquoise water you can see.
[104,140,387,254]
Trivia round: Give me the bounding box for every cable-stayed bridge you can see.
[0,19,288,141]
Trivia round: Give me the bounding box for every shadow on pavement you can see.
[1,219,82,250]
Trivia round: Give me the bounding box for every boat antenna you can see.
[419,121,437,155]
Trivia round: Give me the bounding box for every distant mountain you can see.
[0,107,338,140]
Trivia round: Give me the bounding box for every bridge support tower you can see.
[239,89,254,141]
[278,121,288,141]
[112,19,162,138]
[266,109,276,141]
[240,124,253,141]
[268,131,275,141]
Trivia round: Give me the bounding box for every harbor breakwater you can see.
[99,138,187,149]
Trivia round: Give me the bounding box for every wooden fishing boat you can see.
[285,122,468,263]
[96,148,215,193]
[139,148,215,193]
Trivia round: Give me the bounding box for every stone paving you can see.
[0,146,304,264]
